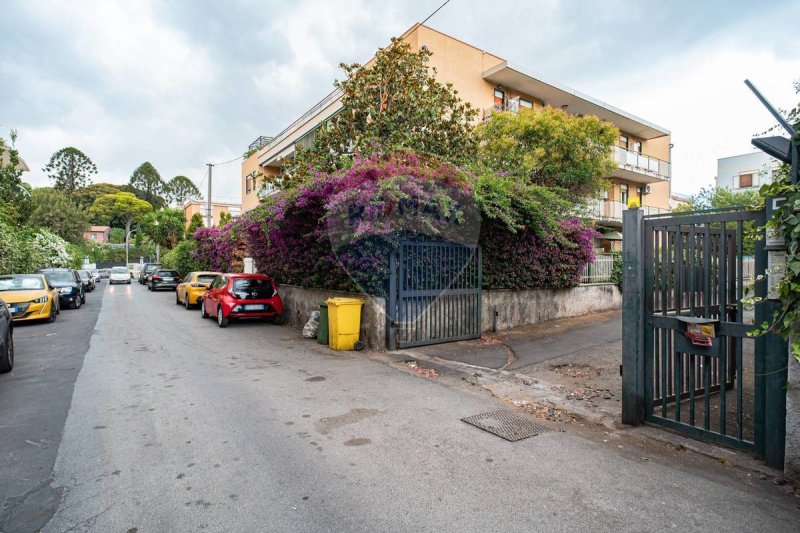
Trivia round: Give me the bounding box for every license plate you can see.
[244,304,265,311]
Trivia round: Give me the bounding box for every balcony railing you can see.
[587,199,669,222]
[613,146,670,181]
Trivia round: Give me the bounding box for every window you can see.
[246,176,252,194]
[519,98,533,110]
[620,184,629,204]
[91,233,97,240]
[493,88,505,110]
[633,141,642,154]
[738,173,753,188]
[619,135,629,150]
[637,186,644,204]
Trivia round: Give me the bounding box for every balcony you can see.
[612,146,670,183]
[587,199,669,223]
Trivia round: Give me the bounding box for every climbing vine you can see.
[746,173,800,363]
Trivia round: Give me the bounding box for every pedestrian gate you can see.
[388,242,482,349]
[622,207,788,467]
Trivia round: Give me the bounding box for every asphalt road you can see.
[5,282,799,531]
[0,282,105,533]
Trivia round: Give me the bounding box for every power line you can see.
[421,0,451,25]
[209,155,242,166]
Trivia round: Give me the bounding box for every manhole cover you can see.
[461,410,550,442]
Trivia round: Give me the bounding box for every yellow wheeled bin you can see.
[325,297,364,350]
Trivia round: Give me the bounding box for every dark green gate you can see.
[622,206,788,467]
[387,241,482,349]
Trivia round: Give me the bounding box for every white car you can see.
[109,266,131,284]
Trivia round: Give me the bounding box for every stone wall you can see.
[278,285,386,350]
[785,343,800,481]
[481,284,621,332]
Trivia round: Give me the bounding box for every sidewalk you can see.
[403,310,623,425]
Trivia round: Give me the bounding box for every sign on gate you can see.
[387,242,482,349]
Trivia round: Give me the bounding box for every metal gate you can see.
[388,242,482,349]
[622,207,788,467]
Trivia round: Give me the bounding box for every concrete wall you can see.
[278,285,386,350]
[785,343,800,481]
[481,284,621,332]
[716,152,778,190]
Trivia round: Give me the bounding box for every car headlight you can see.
[59,287,73,294]
[32,296,49,304]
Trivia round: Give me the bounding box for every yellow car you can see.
[0,274,59,323]
[176,271,221,310]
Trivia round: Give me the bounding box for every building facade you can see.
[183,200,242,228]
[84,226,111,243]
[241,23,673,243]
[715,151,779,191]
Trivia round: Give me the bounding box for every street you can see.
[0,282,798,532]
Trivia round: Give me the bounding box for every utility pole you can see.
[206,163,213,227]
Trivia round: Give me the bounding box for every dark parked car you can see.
[201,273,283,327]
[0,298,13,373]
[78,269,95,292]
[148,269,180,291]
[139,263,162,285]
[40,268,86,309]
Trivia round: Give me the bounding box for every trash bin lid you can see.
[325,297,364,306]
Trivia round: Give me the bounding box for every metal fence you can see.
[581,254,615,284]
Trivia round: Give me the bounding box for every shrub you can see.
[162,239,204,276]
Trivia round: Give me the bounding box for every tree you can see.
[141,208,185,249]
[187,212,204,236]
[0,135,30,224]
[88,192,152,241]
[282,38,477,188]
[217,211,232,228]
[474,107,618,198]
[165,175,200,206]
[674,186,763,212]
[43,147,98,193]
[72,182,127,210]
[129,162,165,206]
[26,188,90,243]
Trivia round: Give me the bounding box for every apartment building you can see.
[241,23,673,246]
[715,151,779,191]
[184,199,242,228]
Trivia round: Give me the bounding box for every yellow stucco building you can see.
[242,23,672,248]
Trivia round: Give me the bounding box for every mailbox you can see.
[675,316,719,357]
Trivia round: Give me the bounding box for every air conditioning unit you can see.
[645,185,651,194]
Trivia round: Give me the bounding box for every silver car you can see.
[109,266,131,285]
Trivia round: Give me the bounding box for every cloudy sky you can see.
[1,0,798,203]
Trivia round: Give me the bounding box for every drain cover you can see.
[461,410,550,442]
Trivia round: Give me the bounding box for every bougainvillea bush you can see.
[191,152,597,295]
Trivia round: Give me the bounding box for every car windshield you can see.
[145,265,162,273]
[78,271,90,279]
[111,267,128,274]
[232,278,273,299]
[44,271,74,283]
[197,274,217,284]
[0,276,45,291]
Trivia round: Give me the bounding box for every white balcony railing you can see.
[613,146,670,181]
[587,199,669,222]
[581,254,615,284]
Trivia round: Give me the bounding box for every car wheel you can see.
[80,294,86,304]
[47,304,56,323]
[73,297,82,310]
[217,308,228,328]
[0,330,13,373]
[200,301,209,319]
[175,292,181,305]
[184,296,192,310]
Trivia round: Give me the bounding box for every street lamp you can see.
[125,228,138,266]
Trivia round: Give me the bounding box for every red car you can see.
[200,273,283,328]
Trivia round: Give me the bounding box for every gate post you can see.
[387,249,397,351]
[622,209,645,426]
